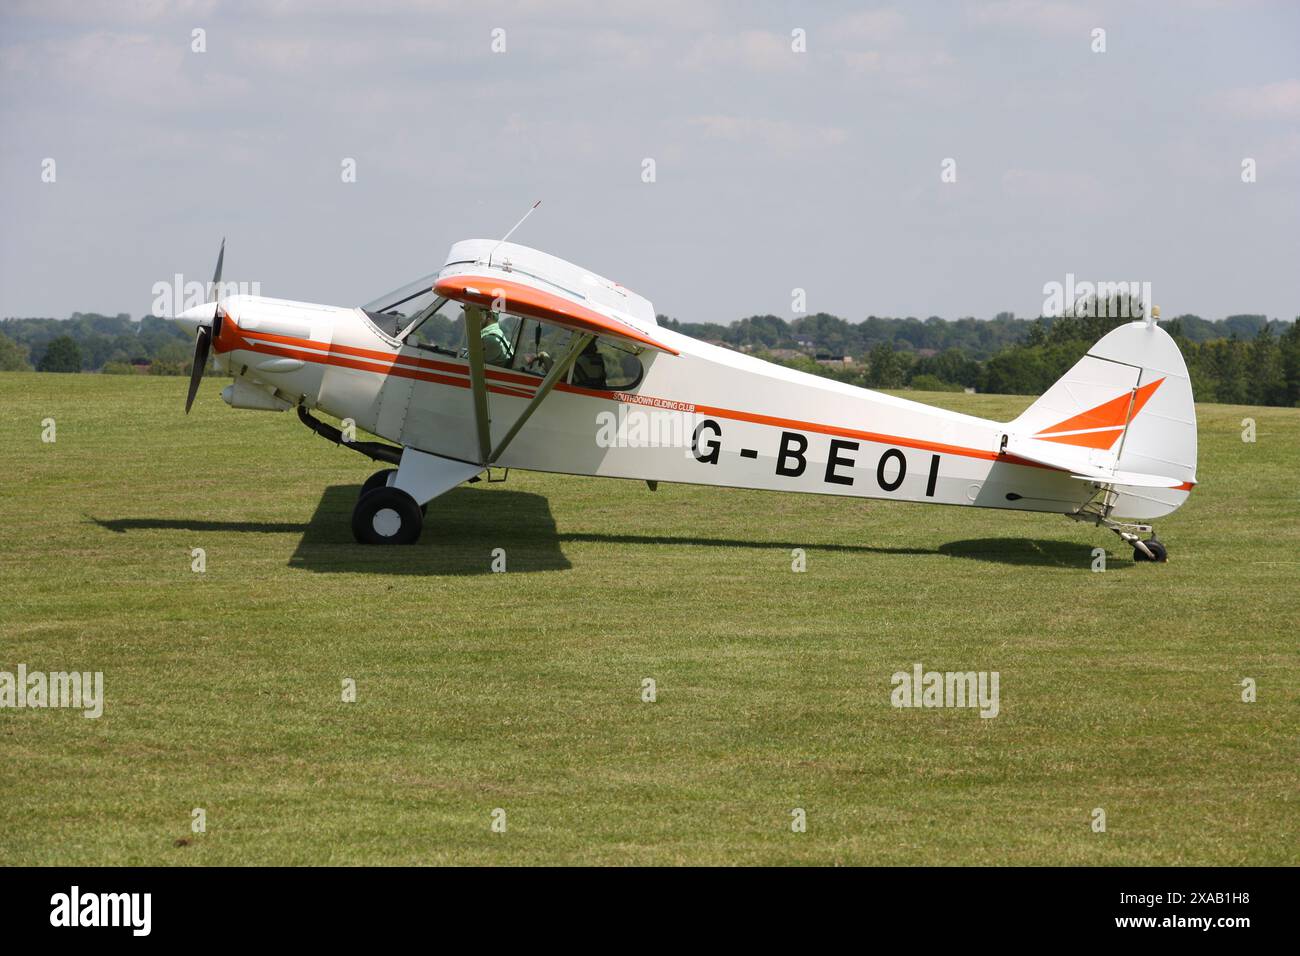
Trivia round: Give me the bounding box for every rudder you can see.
[1008,320,1197,518]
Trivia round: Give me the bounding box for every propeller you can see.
[185,238,225,414]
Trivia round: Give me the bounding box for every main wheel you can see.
[352,486,423,545]
[360,468,426,514]
[1133,539,1168,563]
[360,468,396,498]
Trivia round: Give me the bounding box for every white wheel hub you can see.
[372,507,402,537]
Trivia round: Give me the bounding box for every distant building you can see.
[814,354,854,367]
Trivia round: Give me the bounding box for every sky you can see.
[1,0,1297,325]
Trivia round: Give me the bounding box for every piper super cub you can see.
[171,228,1197,561]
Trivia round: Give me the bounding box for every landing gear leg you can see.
[1132,534,1167,563]
[360,467,426,515]
[1067,486,1168,563]
[350,447,483,544]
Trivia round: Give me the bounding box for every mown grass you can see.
[0,372,1296,865]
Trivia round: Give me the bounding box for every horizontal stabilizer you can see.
[1004,436,1188,489]
[1067,469,1186,489]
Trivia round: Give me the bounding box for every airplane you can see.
[170,232,1196,563]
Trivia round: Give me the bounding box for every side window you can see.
[572,339,643,390]
[454,312,522,367]
[511,318,574,376]
[404,302,462,353]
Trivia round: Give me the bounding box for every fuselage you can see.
[201,292,1135,519]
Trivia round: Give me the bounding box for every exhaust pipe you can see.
[296,406,402,465]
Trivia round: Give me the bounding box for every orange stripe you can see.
[1035,427,1125,450]
[220,317,1193,491]
[435,275,679,355]
[1034,378,1164,449]
[234,325,541,388]
[226,330,534,399]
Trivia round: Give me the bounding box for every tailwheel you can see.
[1133,538,1168,563]
[352,486,423,545]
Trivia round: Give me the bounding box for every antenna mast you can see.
[489,200,541,267]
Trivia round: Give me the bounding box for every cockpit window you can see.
[360,275,460,353]
[571,338,643,390]
[361,276,645,386]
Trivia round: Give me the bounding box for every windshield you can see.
[397,297,462,352]
[362,273,440,317]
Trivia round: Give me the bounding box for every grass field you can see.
[1,371,1296,865]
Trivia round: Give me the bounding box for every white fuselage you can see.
[207,293,1148,519]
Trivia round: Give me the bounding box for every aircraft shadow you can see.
[88,485,571,576]
[287,484,573,575]
[939,537,1133,568]
[90,490,1125,576]
[92,517,308,535]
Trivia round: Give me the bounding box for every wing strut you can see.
[489,332,593,463]
[463,306,493,465]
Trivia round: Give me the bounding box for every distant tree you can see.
[981,346,1053,395]
[0,331,32,371]
[1246,326,1285,406]
[908,374,963,392]
[911,347,981,388]
[1206,337,1248,404]
[37,335,82,372]
[866,342,908,388]
[1279,319,1300,407]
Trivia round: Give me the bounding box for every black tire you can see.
[1133,539,1168,563]
[352,486,423,545]
[361,468,427,515]
[360,468,396,498]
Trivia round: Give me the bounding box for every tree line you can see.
[2,307,1297,407]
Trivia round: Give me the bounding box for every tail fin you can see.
[1007,320,1197,518]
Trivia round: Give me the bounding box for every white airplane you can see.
[172,232,1196,562]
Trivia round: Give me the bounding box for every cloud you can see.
[828,9,951,93]
[686,115,848,153]
[1,0,217,23]
[1001,168,1106,206]
[967,0,1093,35]
[1209,79,1300,120]
[834,8,907,41]
[680,29,804,73]
[841,49,954,90]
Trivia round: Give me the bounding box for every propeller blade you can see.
[209,237,225,302]
[185,325,212,414]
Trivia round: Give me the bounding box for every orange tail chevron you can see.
[1033,377,1165,450]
